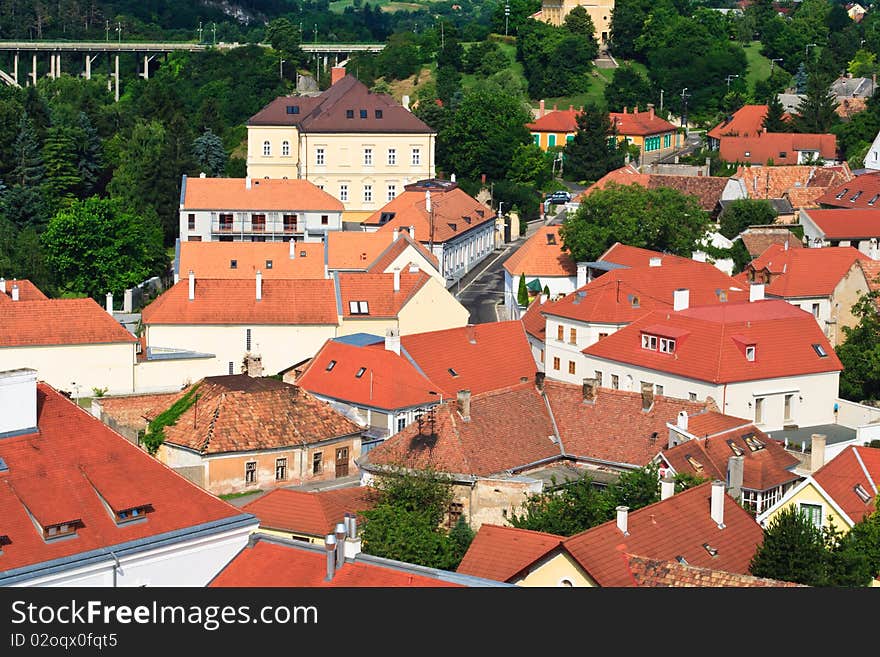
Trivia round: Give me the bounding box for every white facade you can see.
[180,205,343,243]
[543,316,627,384]
[577,354,840,432]
[433,221,498,287]
[800,210,880,254]
[864,129,880,171]
[504,272,577,320]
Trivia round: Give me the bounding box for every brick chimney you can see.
[582,377,598,404]
[466,324,476,344]
[457,389,471,421]
[331,66,346,85]
[647,103,654,120]
[244,354,263,377]
[539,99,545,117]
[641,381,654,412]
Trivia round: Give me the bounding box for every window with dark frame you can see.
[326,360,336,371]
[275,457,287,481]
[188,213,195,230]
[313,452,323,475]
[245,461,257,485]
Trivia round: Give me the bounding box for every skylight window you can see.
[854,484,872,503]
[851,191,863,202]
[868,194,879,206]
[116,506,147,524]
[745,345,756,361]
[726,439,745,457]
[629,294,639,308]
[812,343,828,357]
[230,259,238,269]
[836,188,849,200]
[375,109,383,119]
[326,360,336,371]
[448,367,458,377]
[348,301,369,315]
[286,105,300,114]
[702,542,718,557]
[360,109,368,119]
[743,433,765,451]
[266,260,273,269]
[356,367,366,378]
[546,233,557,245]
[685,455,704,472]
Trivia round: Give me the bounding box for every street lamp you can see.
[279,57,285,79]
[505,1,510,37]
[314,24,318,44]
[805,43,817,58]
[770,58,782,74]
[725,74,740,90]
[680,88,690,135]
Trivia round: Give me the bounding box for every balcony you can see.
[211,217,303,238]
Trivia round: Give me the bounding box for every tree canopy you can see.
[563,104,625,183]
[837,290,880,403]
[718,199,778,239]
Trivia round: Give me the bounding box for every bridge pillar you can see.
[114,54,119,102]
[13,53,17,85]
[31,53,37,86]
[55,53,61,77]
[140,54,156,80]
[323,55,328,71]
[84,54,98,80]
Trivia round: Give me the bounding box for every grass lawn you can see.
[743,41,772,92]
[540,67,615,111]
[219,490,264,501]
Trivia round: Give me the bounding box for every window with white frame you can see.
[364,148,373,166]
[363,185,373,202]
[262,141,271,156]
[245,461,257,485]
[316,147,325,166]
[340,183,348,202]
[387,184,397,201]
[349,301,369,315]
[388,148,396,165]
[659,337,675,353]
[746,345,756,361]
[412,147,421,166]
[282,140,290,156]
[275,457,287,481]
[641,334,658,350]
[397,415,406,432]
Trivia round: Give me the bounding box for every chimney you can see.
[466,324,476,344]
[384,327,401,355]
[324,264,329,280]
[727,455,744,503]
[647,103,655,120]
[10,284,19,301]
[245,175,251,190]
[331,66,346,85]
[673,288,690,311]
[401,94,410,111]
[623,106,628,114]
[393,267,400,292]
[634,105,639,113]
[244,354,263,377]
[535,371,545,393]
[576,262,588,288]
[811,434,826,471]
[649,256,662,267]
[199,172,206,178]
[393,227,400,241]
[409,225,416,242]
[539,99,545,117]
[481,173,486,185]
[641,381,654,411]
[335,522,347,570]
[343,512,361,559]
[457,389,471,421]
[0,277,5,294]
[710,480,726,528]
[256,270,262,301]
[582,378,598,403]
[289,240,296,259]
[749,282,765,302]
[616,506,629,535]
[784,239,789,251]
[324,534,337,581]
[553,104,557,111]
[676,410,689,431]
[451,173,456,183]
[540,293,548,304]
[105,292,113,314]
[569,104,574,113]
[660,476,675,500]
[188,270,195,301]
[425,190,431,213]
[0,368,38,438]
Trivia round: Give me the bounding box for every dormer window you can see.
[116,506,147,524]
[286,105,300,115]
[641,334,658,350]
[266,260,273,269]
[744,151,751,157]
[448,367,458,377]
[44,521,79,540]
[702,542,718,557]
[854,484,872,503]
[726,439,745,457]
[745,345,756,361]
[629,294,639,307]
[349,301,369,315]
[868,193,879,206]
[743,433,765,451]
[0,534,9,554]
[360,109,368,119]
[326,360,336,371]
[230,259,238,269]
[659,337,676,354]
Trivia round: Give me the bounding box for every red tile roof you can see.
[248,75,433,134]
[544,381,709,467]
[141,277,339,325]
[746,244,869,297]
[685,411,751,437]
[178,241,326,279]
[400,321,536,397]
[338,270,430,318]
[733,164,852,201]
[0,298,136,347]
[363,184,495,244]
[720,132,838,165]
[296,338,439,411]
[363,383,560,478]
[626,554,803,587]
[740,228,804,258]
[0,383,246,573]
[582,299,842,384]
[708,105,771,140]
[541,261,748,325]
[182,176,343,211]
[366,233,440,271]
[242,486,378,537]
[456,524,564,582]
[526,107,676,136]
[327,231,438,271]
[802,208,880,239]
[812,445,880,524]
[526,107,580,133]
[161,375,362,455]
[599,242,691,268]
[815,171,880,208]
[0,279,47,302]
[520,297,547,342]
[563,482,764,587]
[502,226,577,278]
[859,259,880,292]
[576,165,649,202]
[577,169,728,212]
[662,426,800,491]
[209,539,461,587]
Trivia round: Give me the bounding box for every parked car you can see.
[546,191,572,204]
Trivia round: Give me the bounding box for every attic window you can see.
[726,439,745,457]
[349,301,369,315]
[230,259,238,269]
[462,215,472,224]
[326,360,336,371]
[716,289,728,303]
[116,506,147,524]
[355,367,366,378]
[300,250,307,257]
[659,337,676,354]
[685,455,704,472]
[851,191,863,202]
[286,105,300,115]
[745,345,756,361]
[360,109,368,119]
[448,367,458,377]
[854,484,872,503]
[743,433,765,451]
[869,194,880,206]
[836,188,849,199]
[702,542,719,557]
[375,109,383,119]
[448,222,458,232]
[266,260,273,269]
[476,209,485,218]
[744,151,751,157]
[0,534,9,553]
[346,109,354,119]
[379,212,396,224]
[812,343,828,357]
[44,522,79,541]
[546,233,557,245]
[641,334,658,350]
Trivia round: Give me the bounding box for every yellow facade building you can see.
[532,0,616,46]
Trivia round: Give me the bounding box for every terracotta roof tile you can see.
[161,375,362,454]
[746,244,869,297]
[708,105,771,140]
[456,524,564,582]
[0,279,47,302]
[520,298,547,342]
[182,176,343,212]
[576,165,650,201]
[366,233,439,271]
[141,277,339,325]
[740,228,804,258]
[526,107,580,133]
[801,208,880,239]
[733,164,852,200]
[720,133,837,165]
[685,411,751,437]
[96,390,188,429]
[338,270,430,318]
[599,242,691,268]
[627,554,804,587]
[816,170,880,208]
[178,241,325,279]
[327,231,438,271]
[210,539,461,587]
[564,482,764,587]
[242,486,378,537]
[646,174,729,212]
[812,445,880,524]
[0,383,246,573]
[502,226,577,277]
[859,259,880,291]
[582,299,842,384]
[0,298,136,347]
[527,107,676,137]
[784,186,826,210]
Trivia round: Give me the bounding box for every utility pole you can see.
[116,21,122,44]
[198,21,203,44]
[212,22,217,46]
[680,88,689,137]
[280,57,285,79]
[660,89,664,112]
[105,20,109,42]
[505,1,510,37]
[770,58,782,74]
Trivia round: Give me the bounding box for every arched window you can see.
[263,141,271,156]
[282,140,290,156]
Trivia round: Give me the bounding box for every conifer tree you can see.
[192,128,227,177]
[762,94,789,132]
[563,104,624,182]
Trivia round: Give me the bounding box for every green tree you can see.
[718,199,778,239]
[563,6,599,49]
[604,64,652,112]
[42,196,167,301]
[266,18,305,70]
[192,129,227,177]
[12,113,44,188]
[837,290,880,402]
[74,112,103,197]
[560,183,711,261]
[793,73,840,133]
[749,505,836,586]
[517,272,530,307]
[508,472,609,536]
[601,462,661,516]
[42,125,81,206]
[848,49,878,79]
[831,505,880,586]
[508,143,552,187]
[762,95,790,133]
[609,0,654,60]
[448,515,476,566]
[563,104,624,182]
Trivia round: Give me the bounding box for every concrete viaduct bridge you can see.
[0,41,385,100]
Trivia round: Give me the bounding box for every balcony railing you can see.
[211,220,303,235]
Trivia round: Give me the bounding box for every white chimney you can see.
[289,240,296,259]
[0,277,5,294]
[344,512,362,559]
[324,534,337,581]
[393,267,400,292]
[750,283,765,302]
[199,172,206,178]
[660,477,675,501]
[676,410,689,431]
[402,94,410,111]
[784,239,789,251]
[673,288,690,311]
[245,176,252,190]
[385,327,401,355]
[451,173,456,183]
[576,262,588,288]
[540,293,548,304]
[11,284,19,301]
[335,522,347,570]
[710,480,726,528]
[393,227,400,241]
[649,257,662,267]
[811,434,826,471]
[616,506,629,535]
[425,190,431,214]
[256,270,262,301]
[409,225,416,242]
[188,270,195,301]
[174,272,180,284]
[0,369,38,438]
[105,292,113,314]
